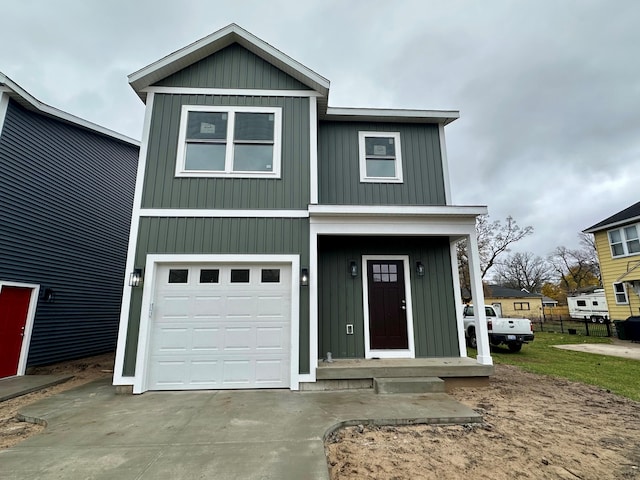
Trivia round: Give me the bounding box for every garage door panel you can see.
[147,263,292,390]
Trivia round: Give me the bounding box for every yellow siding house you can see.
[584,201,640,321]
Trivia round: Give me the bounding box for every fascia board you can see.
[323,107,460,125]
[584,215,640,234]
[0,72,140,147]
[128,24,330,101]
[308,204,487,218]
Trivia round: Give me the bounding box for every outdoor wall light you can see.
[349,261,358,278]
[300,268,309,286]
[129,269,143,287]
[43,288,55,303]
[416,261,425,277]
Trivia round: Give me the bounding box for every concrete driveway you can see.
[554,341,640,360]
[1,379,480,480]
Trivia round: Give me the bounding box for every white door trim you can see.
[132,254,300,394]
[361,255,415,359]
[0,281,40,376]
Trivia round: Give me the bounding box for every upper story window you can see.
[358,131,403,183]
[176,105,282,178]
[608,224,640,258]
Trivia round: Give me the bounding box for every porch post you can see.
[467,233,493,365]
[450,240,468,358]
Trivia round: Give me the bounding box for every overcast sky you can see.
[3,0,639,263]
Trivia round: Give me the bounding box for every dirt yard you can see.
[2,356,639,479]
[0,353,113,449]
[326,364,640,479]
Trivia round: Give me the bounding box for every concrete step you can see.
[374,376,446,394]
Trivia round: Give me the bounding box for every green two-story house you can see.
[113,24,492,394]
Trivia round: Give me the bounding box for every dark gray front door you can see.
[367,260,408,349]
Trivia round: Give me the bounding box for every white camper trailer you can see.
[567,289,609,323]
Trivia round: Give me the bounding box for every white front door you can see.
[147,263,292,390]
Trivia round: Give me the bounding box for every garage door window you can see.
[230,269,250,283]
[168,269,188,283]
[261,269,280,283]
[199,269,220,284]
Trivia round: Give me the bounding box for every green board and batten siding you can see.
[122,217,310,376]
[318,236,459,358]
[141,93,310,210]
[318,121,446,205]
[155,43,311,90]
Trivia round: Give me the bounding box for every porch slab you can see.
[316,357,494,388]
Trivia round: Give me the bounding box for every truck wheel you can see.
[508,343,522,353]
[466,329,477,349]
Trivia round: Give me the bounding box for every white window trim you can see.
[613,282,629,305]
[175,105,282,179]
[358,131,403,183]
[361,255,415,359]
[608,224,640,258]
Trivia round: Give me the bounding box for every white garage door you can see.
[147,263,291,390]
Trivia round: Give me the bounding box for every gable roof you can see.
[129,24,330,103]
[0,71,139,147]
[583,200,640,233]
[128,24,459,126]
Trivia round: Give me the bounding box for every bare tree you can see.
[492,252,553,293]
[457,215,534,293]
[548,243,601,293]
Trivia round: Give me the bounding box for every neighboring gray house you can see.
[114,24,492,394]
[0,73,139,378]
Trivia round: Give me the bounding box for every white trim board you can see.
[0,92,9,136]
[0,281,40,377]
[143,86,322,98]
[113,92,155,387]
[131,254,301,394]
[361,255,416,359]
[139,209,309,218]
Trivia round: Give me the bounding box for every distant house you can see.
[484,285,544,320]
[0,72,139,378]
[113,24,493,394]
[584,201,640,321]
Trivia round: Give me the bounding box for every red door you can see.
[0,286,33,377]
[367,260,408,349]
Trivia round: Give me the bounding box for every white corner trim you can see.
[143,86,322,98]
[361,255,415,359]
[309,96,318,205]
[439,124,452,204]
[0,92,9,136]
[0,281,40,376]
[139,209,309,218]
[113,92,155,386]
[450,240,467,357]
[131,253,301,394]
[308,224,319,381]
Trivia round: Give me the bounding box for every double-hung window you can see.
[358,131,403,183]
[608,224,640,257]
[613,282,629,304]
[176,105,282,178]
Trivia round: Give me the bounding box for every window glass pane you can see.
[365,137,395,157]
[233,145,274,171]
[381,265,389,273]
[187,112,227,140]
[389,274,398,282]
[612,243,625,256]
[185,143,226,171]
[200,269,219,283]
[628,239,640,254]
[168,269,188,283]
[366,159,396,178]
[381,273,390,282]
[373,264,381,273]
[609,230,622,243]
[373,273,381,282]
[624,226,638,240]
[389,265,397,274]
[261,269,280,283]
[577,300,586,306]
[234,113,274,141]
[230,269,250,283]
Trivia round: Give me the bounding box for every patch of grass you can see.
[470,332,640,401]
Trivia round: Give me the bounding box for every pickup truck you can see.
[463,304,534,352]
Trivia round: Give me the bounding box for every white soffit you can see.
[322,107,460,125]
